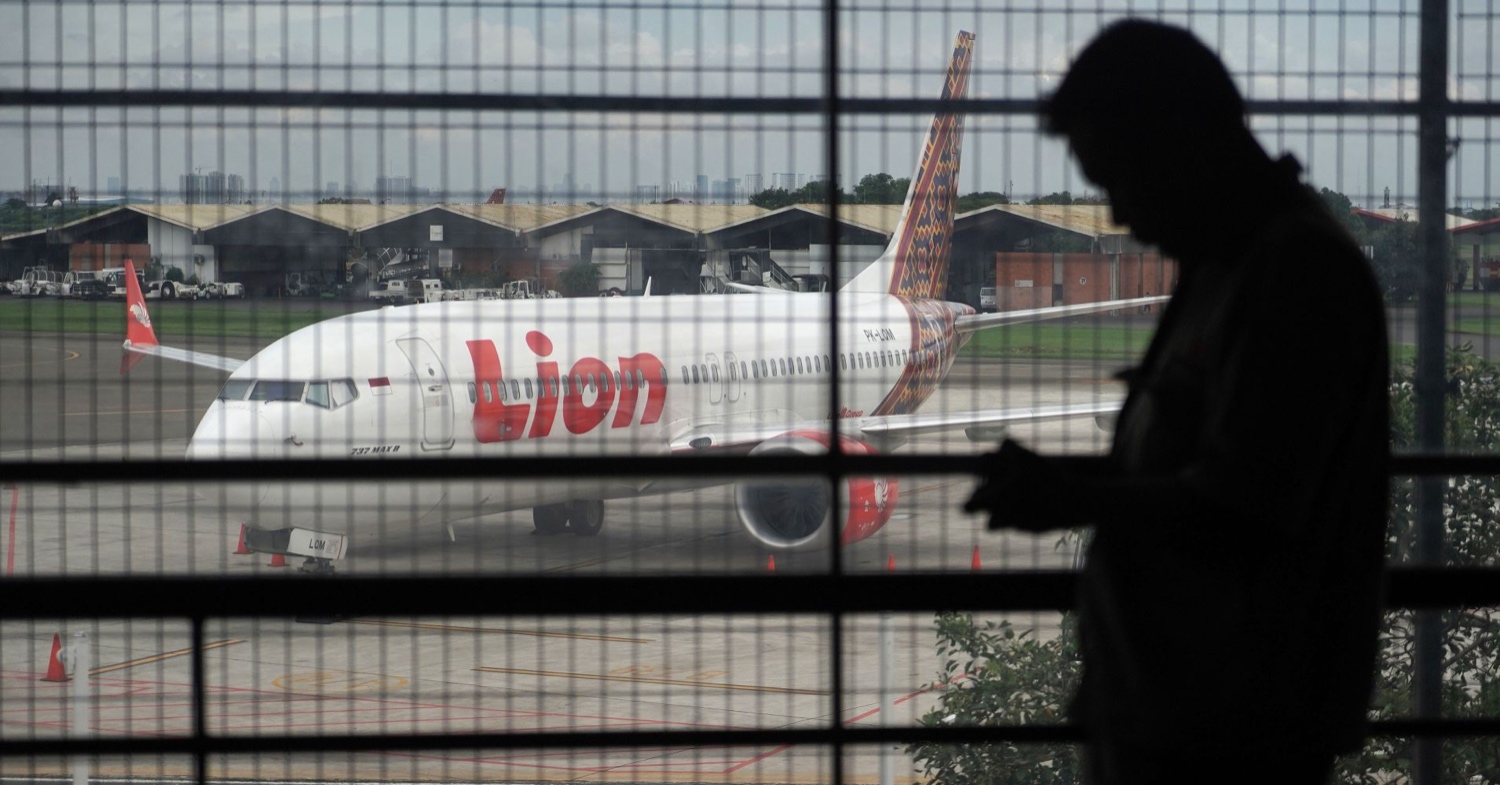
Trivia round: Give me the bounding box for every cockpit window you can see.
[217,380,254,400]
[306,382,331,409]
[249,380,307,402]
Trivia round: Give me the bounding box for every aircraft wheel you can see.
[568,499,605,536]
[532,503,570,535]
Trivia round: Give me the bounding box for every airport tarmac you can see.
[0,301,1109,784]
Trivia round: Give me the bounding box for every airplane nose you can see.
[187,402,283,460]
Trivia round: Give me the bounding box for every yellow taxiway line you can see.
[473,666,827,696]
[89,639,243,677]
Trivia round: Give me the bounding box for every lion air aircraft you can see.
[122,31,1166,570]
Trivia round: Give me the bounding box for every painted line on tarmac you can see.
[88,639,243,677]
[474,666,827,696]
[348,618,652,644]
[0,350,79,369]
[63,407,201,417]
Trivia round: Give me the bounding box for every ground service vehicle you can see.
[369,278,444,304]
[979,286,997,312]
[198,281,246,299]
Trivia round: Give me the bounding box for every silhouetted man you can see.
[965,20,1389,785]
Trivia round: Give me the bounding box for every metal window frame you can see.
[2,2,1498,784]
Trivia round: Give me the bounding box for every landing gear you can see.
[568,499,605,536]
[531,500,605,536]
[299,557,336,575]
[533,503,571,535]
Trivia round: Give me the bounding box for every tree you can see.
[908,345,1500,785]
[750,187,797,209]
[1367,215,1457,302]
[1318,187,1371,242]
[1339,343,1500,785]
[908,613,1082,785]
[852,173,910,204]
[957,191,1010,212]
[556,262,599,296]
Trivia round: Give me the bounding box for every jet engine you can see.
[734,430,900,550]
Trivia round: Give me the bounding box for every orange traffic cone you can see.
[41,633,68,682]
[766,554,776,573]
[887,553,897,572]
[971,545,982,571]
[268,553,289,568]
[234,524,252,555]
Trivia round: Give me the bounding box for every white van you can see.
[979,286,997,312]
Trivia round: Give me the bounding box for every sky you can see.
[0,0,1496,209]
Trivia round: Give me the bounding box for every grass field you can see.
[0,297,364,341]
[960,322,1157,361]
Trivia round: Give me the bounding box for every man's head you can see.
[1042,20,1263,255]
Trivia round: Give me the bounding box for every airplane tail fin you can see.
[121,260,157,373]
[842,30,973,300]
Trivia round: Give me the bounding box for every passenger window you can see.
[795,357,803,374]
[813,356,821,373]
[711,365,719,382]
[740,361,748,379]
[840,354,847,371]
[760,360,768,377]
[682,366,690,384]
[306,382,331,409]
[497,381,507,402]
[218,379,254,400]
[751,362,759,379]
[639,370,648,388]
[550,378,560,397]
[623,371,634,390]
[691,366,700,384]
[509,380,520,399]
[524,379,533,398]
[728,363,737,381]
[588,373,597,392]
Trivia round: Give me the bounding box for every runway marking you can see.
[348,618,652,644]
[88,639,243,677]
[473,666,827,696]
[0,350,79,369]
[63,408,201,417]
[271,672,409,694]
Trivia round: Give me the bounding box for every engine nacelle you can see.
[734,430,900,550]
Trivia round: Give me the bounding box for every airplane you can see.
[121,30,1168,572]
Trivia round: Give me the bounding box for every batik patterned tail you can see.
[844,30,972,299]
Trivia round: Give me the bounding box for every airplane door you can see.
[705,353,723,404]
[724,351,741,402]
[395,337,455,451]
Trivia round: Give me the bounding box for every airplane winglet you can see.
[120,259,246,375]
[123,259,159,349]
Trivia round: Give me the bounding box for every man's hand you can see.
[964,439,1084,532]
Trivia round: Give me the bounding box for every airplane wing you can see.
[120,259,246,374]
[955,295,1170,332]
[666,400,1120,453]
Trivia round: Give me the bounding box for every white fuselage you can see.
[187,291,972,530]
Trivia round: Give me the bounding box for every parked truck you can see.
[369,278,445,305]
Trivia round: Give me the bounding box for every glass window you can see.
[588,373,597,392]
[509,380,520,400]
[306,382,331,408]
[740,361,748,378]
[752,361,759,379]
[711,365,720,382]
[217,380,254,400]
[249,381,305,402]
[824,354,831,371]
[728,363,737,381]
[623,370,634,390]
[840,354,847,371]
[331,379,358,407]
[497,381,507,402]
[796,357,804,374]
[692,366,700,384]
[524,379,533,398]
[469,382,479,404]
[813,356,821,373]
[682,366,690,384]
[760,360,768,377]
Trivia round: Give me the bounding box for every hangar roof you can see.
[1353,207,1477,230]
[128,204,262,231]
[442,203,595,232]
[610,203,768,234]
[957,203,1129,237]
[1452,216,1500,236]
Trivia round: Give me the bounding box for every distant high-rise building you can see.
[180,170,246,204]
[743,174,763,196]
[695,175,709,202]
[325,181,340,199]
[771,172,798,192]
[375,175,413,204]
[635,184,660,203]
